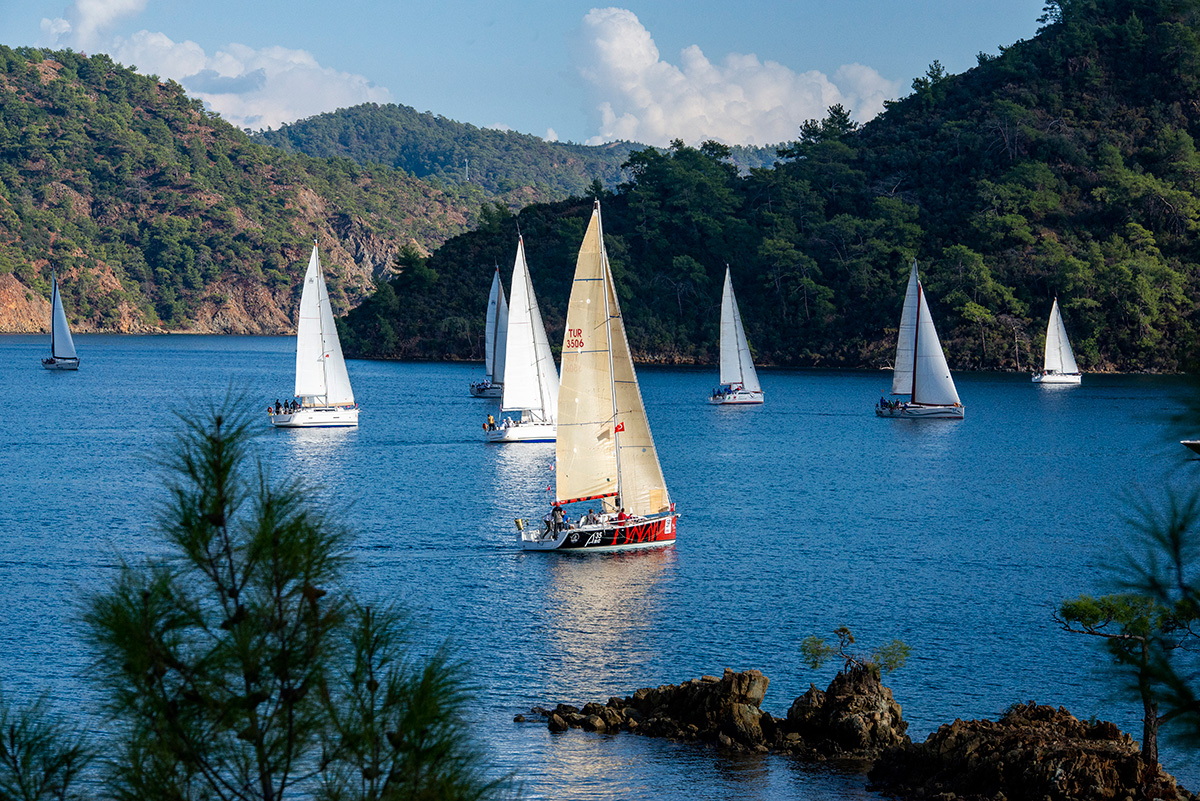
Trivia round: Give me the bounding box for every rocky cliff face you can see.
[868,702,1195,801]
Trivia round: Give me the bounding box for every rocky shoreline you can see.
[521,668,1195,801]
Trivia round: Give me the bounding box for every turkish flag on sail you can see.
[614,422,625,432]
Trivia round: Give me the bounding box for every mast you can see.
[49,274,56,357]
[912,283,922,402]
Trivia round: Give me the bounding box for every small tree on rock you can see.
[801,626,911,675]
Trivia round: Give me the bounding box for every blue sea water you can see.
[2,332,1198,799]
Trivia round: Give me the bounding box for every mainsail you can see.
[500,238,559,422]
[718,267,761,392]
[49,273,77,360]
[1043,298,1079,374]
[556,202,671,517]
[294,245,354,406]
[890,261,919,396]
[483,269,509,384]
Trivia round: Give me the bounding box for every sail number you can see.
[565,328,585,349]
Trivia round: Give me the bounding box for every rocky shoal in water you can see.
[520,667,1194,801]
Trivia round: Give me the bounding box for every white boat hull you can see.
[709,388,763,405]
[41,357,79,371]
[486,422,556,443]
[270,406,359,428]
[519,513,677,552]
[1032,372,1081,384]
[470,383,503,398]
[875,402,964,420]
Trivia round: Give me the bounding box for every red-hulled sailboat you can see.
[518,201,678,552]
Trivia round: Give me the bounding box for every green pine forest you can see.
[341,0,1200,372]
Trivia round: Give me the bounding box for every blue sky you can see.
[6,0,1048,145]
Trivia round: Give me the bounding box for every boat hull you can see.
[709,389,763,405]
[486,422,556,443]
[469,383,503,398]
[1032,372,1081,385]
[41,357,79,371]
[519,513,677,552]
[1183,441,1200,455]
[875,403,964,420]
[270,406,359,428]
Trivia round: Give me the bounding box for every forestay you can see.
[719,268,761,393]
[294,245,354,406]
[1043,298,1079,374]
[890,262,919,396]
[500,238,559,421]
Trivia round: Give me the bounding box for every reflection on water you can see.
[490,442,556,523]
[543,550,674,702]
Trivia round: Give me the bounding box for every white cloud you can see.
[38,1,391,130]
[485,122,512,132]
[577,7,901,147]
[544,127,559,142]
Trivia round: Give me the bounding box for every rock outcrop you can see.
[868,701,1195,801]
[528,666,907,759]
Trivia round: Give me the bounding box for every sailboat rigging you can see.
[876,261,964,419]
[470,268,508,397]
[1032,298,1082,384]
[518,201,677,552]
[42,272,79,371]
[710,266,763,404]
[268,244,359,428]
[486,238,559,442]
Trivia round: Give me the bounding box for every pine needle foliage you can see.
[83,406,509,801]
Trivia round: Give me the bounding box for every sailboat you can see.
[518,201,678,552]
[269,245,359,428]
[876,261,964,419]
[469,268,508,397]
[709,266,763,404]
[1033,297,1082,384]
[486,238,559,443]
[41,272,79,370]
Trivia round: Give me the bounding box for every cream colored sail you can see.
[483,269,509,384]
[49,274,77,359]
[500,238,559,421]
[555,202,670,517]
[294,245,355,406]
[911,284,960,406]
[890,261,919,395]
[718,267,760,392]
[1043,298,1079,374]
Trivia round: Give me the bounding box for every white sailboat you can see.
[876,261,964,419]
[1033,297,1082,384]
[709,266,763,404]
[486,238,559,443]
[42,272,79,370]
[269,245,359,428]
[469,268,508,397]
[518,201,678,552]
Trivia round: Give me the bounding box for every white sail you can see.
[718,268,761,392]
[890,261,919,395]
[912,283,961,406]
[556,202,670,517]
[494,284,508,385]
[49,274,77,359]
[1043,298,1079,374]
[294,245,355,406]
[500,238,559,422]
[483,269,508,383]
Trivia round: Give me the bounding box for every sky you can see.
[5,0,1049,147]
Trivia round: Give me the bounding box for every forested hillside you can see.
[255,103,777,205]
[0,46,472,333]
[341,0,1200,372]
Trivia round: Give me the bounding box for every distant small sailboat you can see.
[486,238,558,443]
[269,245,359,428]
[518,201,677,552]
[42,272,79,371]
[470,268,508,398]
[1033,298,1082,385]
[876,261,963,419]
[710,266,763,405]
[1182,441,1200,455]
